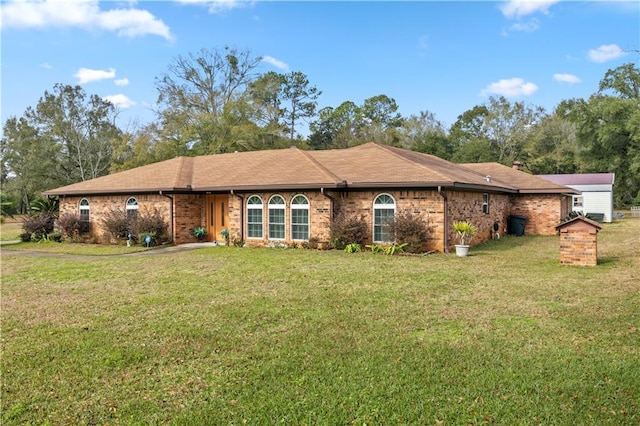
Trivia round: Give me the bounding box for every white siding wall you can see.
[582,191,613,222]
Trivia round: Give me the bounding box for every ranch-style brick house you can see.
[44,143,576,252]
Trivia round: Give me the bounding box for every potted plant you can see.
[192,226,208,242]
[452,220,476,257]
[220,228,230,245]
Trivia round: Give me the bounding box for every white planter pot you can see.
[455,244,470,257]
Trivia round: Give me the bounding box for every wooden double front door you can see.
[205,195,229,242]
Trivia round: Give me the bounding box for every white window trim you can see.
[482,193,490,215]
[246,195,264,240]
[268,195,286,241]
[290,194,310,241]
[373,193,396,243]
[79,198,90,213]
[126,197,138,210]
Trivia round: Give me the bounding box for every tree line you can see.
[2,46,639,214]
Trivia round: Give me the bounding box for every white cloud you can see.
[261,56,289,71]
[115,78,130,86]
[506,20,539,33]
[587,44,627,63]
[177,0,249,14]
[103,94,135,109]
[480,78,538,97]
[40,62,52,69]
[74,67,116,84]
[0,0,173,40]
[500,0,560,19]
[553,73,581,84]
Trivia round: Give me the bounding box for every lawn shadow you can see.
[472,235,532,253]
[596,256,619,266]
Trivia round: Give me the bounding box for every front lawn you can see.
[1,218,639,424]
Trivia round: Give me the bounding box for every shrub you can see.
[231,235,244,247]
[330,211,369,250]
[138,231,156,247]
[132,207,169,244]
[192,227,208,240]
[22,212,55,241]
[47,232,63,243]
[30,198,59,216]
[101,207,130,241]
[57,213,82,240]
[390,210,430,253]
[366,244,386,254]
[302,236,320,250]
[344,243,362,253]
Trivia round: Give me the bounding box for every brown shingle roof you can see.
[308,143,516,190]
[44,143,574,196]
[460,162,578,194]
[44,156,190,195]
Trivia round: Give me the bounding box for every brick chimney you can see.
[512,161,522,170]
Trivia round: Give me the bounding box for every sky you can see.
[1,0,639,135]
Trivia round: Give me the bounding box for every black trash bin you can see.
[507,215,527,236]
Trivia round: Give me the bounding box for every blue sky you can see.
[1,0,638,134]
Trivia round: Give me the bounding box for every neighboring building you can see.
[536,173,615,223]
[44,143,576,252]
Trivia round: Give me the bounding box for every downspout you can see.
[438,186,449,253]
[159,191,174,243]
[231,189,245,243]
[321,187,336,218]
[321,188,336,248]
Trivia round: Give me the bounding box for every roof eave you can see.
[43,187,190,196]
[519,188,580,195]
[451,182,518,193]
[346,181,453,189]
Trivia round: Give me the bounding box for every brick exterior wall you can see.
[173,194,204,244]
[58,189,571,253]
[58,194,171,243]
[558,221,600,266]
[509,194,572,236]
[234,191,332,248]
[446,190,511,251]
[329,189,445,252]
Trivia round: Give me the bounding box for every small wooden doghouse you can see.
[556,216,603,266]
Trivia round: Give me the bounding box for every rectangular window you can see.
[482,193,490,214]
[374,208,394,242]
[573,196,583,208]
[291,209,309,240]
[247,207,263,238]
[268,209,285,239]
[221,202,225,226]
[79,210,90,233]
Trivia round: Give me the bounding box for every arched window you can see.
[268,195,286,240]
[246,195,263,239]
[373,193,396,243]
[79,198,90,233]
[126,197,138,220]
[290,195,309,241]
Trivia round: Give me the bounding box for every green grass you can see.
[1,218,639,424]
[0,217,23,241]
